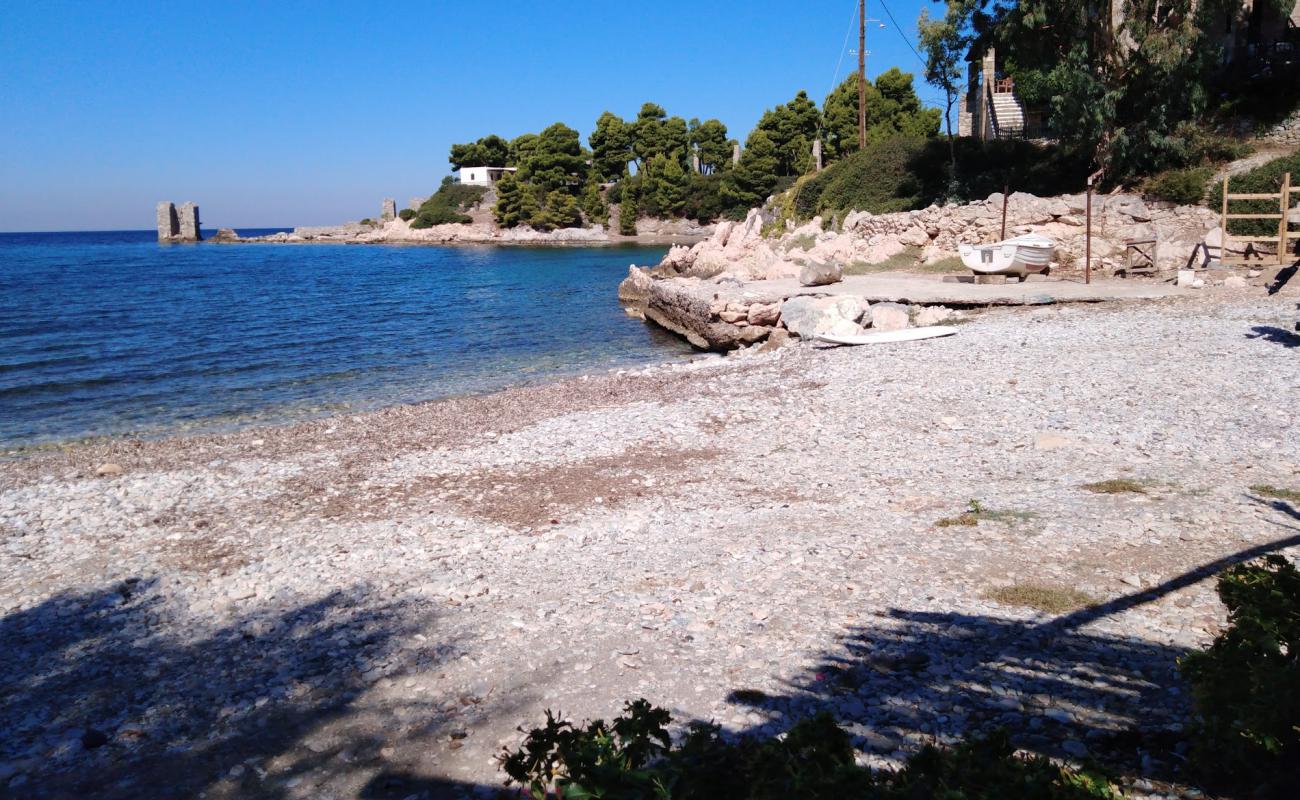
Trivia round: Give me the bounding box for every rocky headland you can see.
[232,216,714,247]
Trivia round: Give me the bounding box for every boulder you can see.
[798,259,843,287]
[1223,275,1247,288]
[914,306,953,326]
[899,226,930,247]
[746,302,781,326]
[779,295,865,337]
[867,302,910,331]
[617,266,654,313]
[95,463,123,477]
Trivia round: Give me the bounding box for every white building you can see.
[454,166,517,187]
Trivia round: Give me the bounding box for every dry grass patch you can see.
[1250,484,1300,503]
[986,583,1099,614]
[842,246,922,275]
[934,500,1037,528]
[916,256,966,274]
[1082,478,1149,494]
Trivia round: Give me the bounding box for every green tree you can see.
[519,122,587,194]
[719,129,780,216]
[618,191,638,236]
[532,190,583,231]
[589,111,633,182]
[690,118,734,174]
[449,134,511,170]
[580,179,607,224]
[918,3,972,180]
[632,102,689,173]
[754,90,822,176]
[651,154,690,217]
[508,133,539,167]
[493,173,527,227]
[821,70,940,164]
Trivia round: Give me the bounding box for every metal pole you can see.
[858,0,866,151]
[1085,175,1093,285]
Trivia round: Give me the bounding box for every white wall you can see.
[457,167,492,186]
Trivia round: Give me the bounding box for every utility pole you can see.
[856,5,883,151]
[858,0,866,151]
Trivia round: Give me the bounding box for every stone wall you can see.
[381,199,397,221]
[177,203,201,241]
[1263,109,1300,147]
[156,202,179,241]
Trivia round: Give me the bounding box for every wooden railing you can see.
[1220,172,1297,265]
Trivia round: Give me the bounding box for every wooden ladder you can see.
[1220,172,1297,265]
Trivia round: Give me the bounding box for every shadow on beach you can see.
[723,528,1300,787]
[0,577,503,799]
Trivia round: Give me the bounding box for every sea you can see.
[0,230,691,450]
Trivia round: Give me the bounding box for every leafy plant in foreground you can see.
[499,701,1122,799]
[1180,554,1300,796]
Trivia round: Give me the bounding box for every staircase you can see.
[990,92,1026,138]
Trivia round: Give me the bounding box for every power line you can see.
[827,0,859,99]
[877,0,928,69]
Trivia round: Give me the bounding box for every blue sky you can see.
[0,1,939,231]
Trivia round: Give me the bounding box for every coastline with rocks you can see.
[619,190,1287,350]
[3,289,1298,797]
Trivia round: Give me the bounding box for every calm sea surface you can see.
[0,230,689,448]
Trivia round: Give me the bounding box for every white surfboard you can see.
[814,325,958,346]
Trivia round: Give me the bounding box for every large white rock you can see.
[779,295,865,337]
[867,302,910,331]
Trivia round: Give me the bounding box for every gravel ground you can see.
[2,290,1298,799]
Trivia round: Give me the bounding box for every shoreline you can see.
[4,292,1299,797]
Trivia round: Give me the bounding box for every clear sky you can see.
[0,0,939,231]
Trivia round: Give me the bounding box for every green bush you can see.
[792,136,1089,219]
[1180,555,1300,796]
[1141,167,1212,205]
[500,701,1122,799]
[398,208,416,221]
[1206,150,1300,239]
[409,179,487,228]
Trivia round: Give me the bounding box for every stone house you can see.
[958,1,1300,142]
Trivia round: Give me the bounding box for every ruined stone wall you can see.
[381,199,397,221]
[177,203,201,241]
[156,202,179,241]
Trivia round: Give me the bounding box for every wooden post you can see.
[1221,175,1229,266]
[1085,175,1093,285]
[858,0,866,151]
[1000,182,1009,241]
[1279,172,1291,265]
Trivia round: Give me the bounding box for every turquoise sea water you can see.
[0,231,688,448]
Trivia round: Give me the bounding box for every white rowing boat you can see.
[959,234,1054,281]
[814,326,958,346]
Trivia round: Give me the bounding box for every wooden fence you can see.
[1220,171,1297,265]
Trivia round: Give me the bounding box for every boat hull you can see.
[959,235,1054,278]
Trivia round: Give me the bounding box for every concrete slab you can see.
[709,272,1183,307]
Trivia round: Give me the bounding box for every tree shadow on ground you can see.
[1245,325,1300,347]
[0,577,501,799]
[726,531,1300,788]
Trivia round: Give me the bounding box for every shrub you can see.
[1206,150,1300,239]
[359,218,375,226]
[1141,167,1212,205]
[500,701,1122,799]
[398,208,416,221]
[1180,555,1300,795]
[409,181,487,228]
[793,136,1089,220]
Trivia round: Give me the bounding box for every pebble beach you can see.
[3,289,1299,799]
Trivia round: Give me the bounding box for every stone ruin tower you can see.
[381,198,397,222]
[156,201,202,242]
